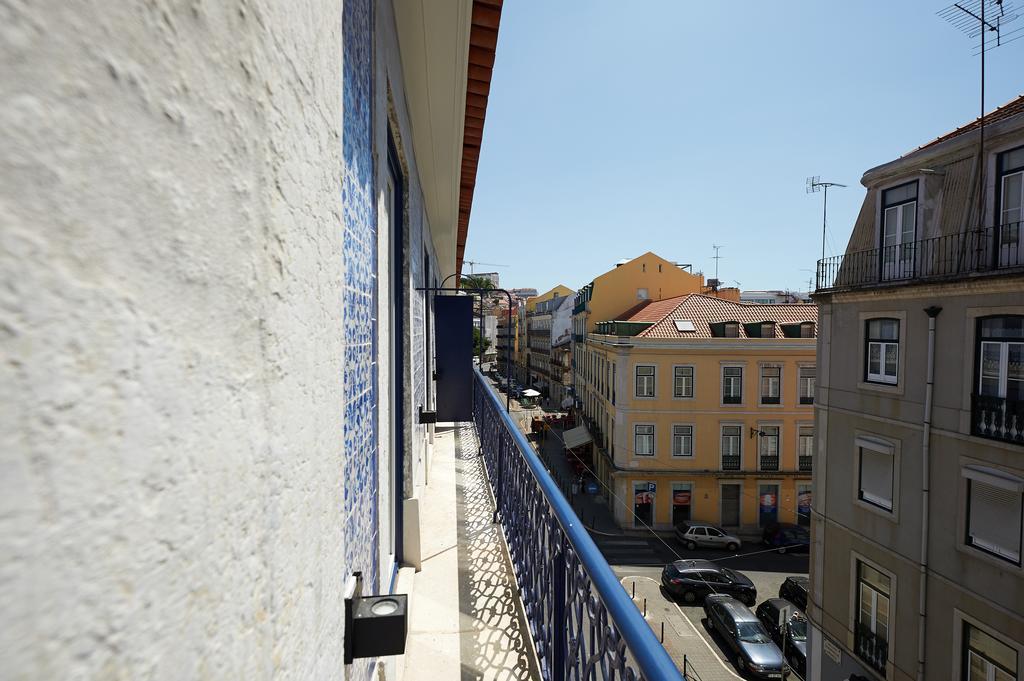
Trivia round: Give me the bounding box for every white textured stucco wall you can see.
[1,2,351,679]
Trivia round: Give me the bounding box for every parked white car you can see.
[675,523,742,552]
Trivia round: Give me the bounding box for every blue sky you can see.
[466,1,1024,294]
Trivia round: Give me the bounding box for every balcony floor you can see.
[402,424,540,680]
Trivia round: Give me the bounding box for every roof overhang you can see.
[392,0,502,281]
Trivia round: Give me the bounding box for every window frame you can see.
[799,365,816,404]
[854,558,892,670]
[865,318,901,385]
[720,424,742,469]
[635,364,656,398]
[634,423,655,457]
[760,364,782,405]
[758,425,781,471]
[671,423,694,458]
[963,465,1024,567]
[855,435,898,516]
[722,365,744,405]
[960,618,1020,681]
[879,179,919,267]
[973,315,1024,401]
[672,364,695,399]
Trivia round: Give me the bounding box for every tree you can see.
[472,326,491,356]
[460,275,494,291]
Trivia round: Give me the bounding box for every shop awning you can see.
[563,425,593,449]
[521,388,541,398]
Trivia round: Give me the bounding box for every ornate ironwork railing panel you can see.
[854,622,888,676]
[816,222,1024,292]
[972,393,1024,445]
[473,370,683,681]
[721,455,741,471]
[798,455,813,472]
[758,455,780,471]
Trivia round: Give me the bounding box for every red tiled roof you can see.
[611,295,689,323]
[630,294,818,339]
[915,94,1024,153]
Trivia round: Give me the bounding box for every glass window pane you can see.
[968,623,1019,673]
[885,344,898,375]
[981,316,1024,339]
[902,202,917,242]
[869,343,882,374]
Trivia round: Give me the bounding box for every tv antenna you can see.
[806,176,847,262]
[938,0,1022,227]
[711,244,723,281]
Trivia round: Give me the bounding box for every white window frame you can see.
[671,424,694,458]
[798,425,814,460]
[673,365,695,399]
[635,365,655,398]
[956,612,1022,681]
[634,423,655,457]
[722,365,743,404]
[760,364,782,405]
[758,425,780,470]
[855,435,898,516]
[720,424,742,468]
[963,465,1024,566]
[855,559,892,662]
[799,365,816,404]
[866,318,900,385]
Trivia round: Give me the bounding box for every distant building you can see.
[472,271,501,287]
[509,287,538,300]
[741,290,812,304]
[519,285,574,394]
[582,293,817,531]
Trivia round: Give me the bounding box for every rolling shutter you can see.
[969,480,1023,562]
[860,449,893,510]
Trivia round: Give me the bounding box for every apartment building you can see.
[809,96,1024,681]
[578,293,817,531]
[516,285,573,390]
[495,301,518,376]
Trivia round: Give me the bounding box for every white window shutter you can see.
[969,480,1023,562]
[860,449,893,509]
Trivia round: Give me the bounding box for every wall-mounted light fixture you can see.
[749,427,768,439]
[344,572,408,665]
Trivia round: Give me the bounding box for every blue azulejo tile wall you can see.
[342,0,378,666]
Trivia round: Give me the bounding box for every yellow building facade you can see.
[576,294,817,534]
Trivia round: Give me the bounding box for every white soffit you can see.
[393,0,473,276]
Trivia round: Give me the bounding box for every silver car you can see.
[675,523,742,552]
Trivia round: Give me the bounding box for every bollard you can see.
[632,581,636,599]
[643,598,647,617]
[661,621,664,643]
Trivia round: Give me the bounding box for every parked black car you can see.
[762,523,810,554]
[755,598,807,677]
[778,576,809,612]
[661,559,757,606]
[704,594,789,679]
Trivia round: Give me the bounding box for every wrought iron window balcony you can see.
[854,622,888,677]
[972,393,1024,445]
[472,371,684,680]
[759,455,780,471]
[816,223,1024,292]
[721,455,741,471]
[798,455,813,472]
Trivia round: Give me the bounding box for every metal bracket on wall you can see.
[418,405,437,424]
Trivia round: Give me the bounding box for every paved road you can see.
[612,563,808,681]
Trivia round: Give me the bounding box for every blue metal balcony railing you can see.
[472,369,684,681]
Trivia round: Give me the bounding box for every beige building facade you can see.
[810,98,1024,681]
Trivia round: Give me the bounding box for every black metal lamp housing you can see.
[344,591,408,664]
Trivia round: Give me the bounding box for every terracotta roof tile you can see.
[915,94,1024,153]
[611,295,689,323]
[624,294,818,339]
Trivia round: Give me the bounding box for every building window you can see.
[997,145,1023,268]
[798,426,814,472]
[711,321,740,337]
[635,365,655,398]
[634,424,654,457]
[722,366,743,404]
[855,561,891,676]
[963,622,1018,681]
[760,365,781,404]
[801,321,815,338]
[974,316,1024,443]
[964,466,1024,565]
[672,483,693,526]
[758,426,780,471]
[866,318,900,384]
[857,438,895,512]
[672,425,693,457]
[721,425,741,470]
[799,365,816,404]
[881,180,918,272]
[637,287,649,300]
[673,366,694,398]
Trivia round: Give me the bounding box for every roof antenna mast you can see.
[806,176,847,262]
[938,0,1021,228]
[711,244,722,282]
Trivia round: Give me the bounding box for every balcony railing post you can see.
[550,535,567,681]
